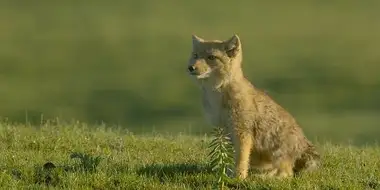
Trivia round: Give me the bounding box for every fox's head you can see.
[187,34,243,83]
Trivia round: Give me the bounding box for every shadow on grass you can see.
[137,162,218,189]
[136,163,256,189]
[135,163,266,189]
[136,163,212,178]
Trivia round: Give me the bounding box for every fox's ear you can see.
[192,34,204,45]
[224,34,241,57]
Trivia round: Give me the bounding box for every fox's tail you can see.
[293,142,320,174]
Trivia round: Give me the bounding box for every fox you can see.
[187,34,320,180]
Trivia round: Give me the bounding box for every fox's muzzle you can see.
[188,65,197,75]
[188,65,195,72]
[187,60,211,77]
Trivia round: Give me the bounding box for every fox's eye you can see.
[193,53,198,59]
[207,55,216,60]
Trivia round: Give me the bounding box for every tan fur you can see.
[187,34,320,180]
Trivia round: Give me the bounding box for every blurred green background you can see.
[1,1,379,144]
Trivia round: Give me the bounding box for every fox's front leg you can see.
[233,133,253,180]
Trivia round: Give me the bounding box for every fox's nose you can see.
[188,66,195,72]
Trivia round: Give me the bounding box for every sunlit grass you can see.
[0,122,379,189]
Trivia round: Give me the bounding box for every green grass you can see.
[1,2,379,188]
[1,122,379,190]
[0,0,380,143]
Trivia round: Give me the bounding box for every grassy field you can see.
[1,0,380,145]
[1,122,379,190]
[1,1,379,189]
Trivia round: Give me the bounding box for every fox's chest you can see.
[200,85,257,128]
[201,89,226,126]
